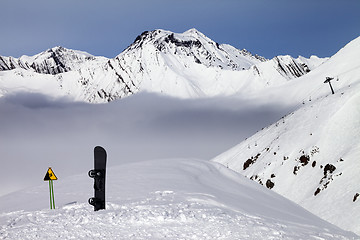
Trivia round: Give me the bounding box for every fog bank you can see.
[0,92,293,196]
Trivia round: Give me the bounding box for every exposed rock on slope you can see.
[212,36,360,234]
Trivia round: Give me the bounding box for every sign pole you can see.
[49,180,53,209]
[51,180,55,209]
[44,167,58,210]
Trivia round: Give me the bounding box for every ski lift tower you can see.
[324,77,335,94]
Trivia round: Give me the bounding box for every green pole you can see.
[51,180,55,209]
[49,180,53,209]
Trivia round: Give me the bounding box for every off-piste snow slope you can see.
[213,36,360,235]
[0,29,324,103]
[0,158,357,239]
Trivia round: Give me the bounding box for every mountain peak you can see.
[48,45,66,53]
[123,28,266,73]
[184,28,200,33]
[130,29,211,49]
[182,28,205,37]
[39,46,94,59]
[0,28,331,103]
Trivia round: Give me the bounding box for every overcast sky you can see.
[1,0,359,59]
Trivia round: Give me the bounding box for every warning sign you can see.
[44,167,58,181]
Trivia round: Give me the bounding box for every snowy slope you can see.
[0,158,357,239]
[0,29,323,103]
[213,36,360,234]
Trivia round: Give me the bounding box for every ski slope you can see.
[212,36,360,234]
[0,158,357,239]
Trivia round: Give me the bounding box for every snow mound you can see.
[0,158,357,239]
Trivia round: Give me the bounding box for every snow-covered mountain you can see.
[0,46,99,74]
[0,29,324,103]
[1,29,359,237]
[212,36,360,234]
[0,158,357,239]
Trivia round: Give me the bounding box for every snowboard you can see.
[88,146,107,211]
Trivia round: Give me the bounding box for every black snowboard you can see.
[88,146,107,211]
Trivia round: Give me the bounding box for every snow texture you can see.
[0,158,357,239]
[213,36,360,234]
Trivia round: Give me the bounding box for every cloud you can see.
[0,92,293,196]
[2,92,75,109]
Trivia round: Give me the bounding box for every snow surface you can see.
[213,36,360,234]
[0,158,357,239]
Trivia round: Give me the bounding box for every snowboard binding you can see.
[88,169,104,178]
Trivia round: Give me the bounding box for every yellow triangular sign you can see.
[44,167,58,181]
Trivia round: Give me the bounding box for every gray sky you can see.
[0,92,292,196]
[1,0,359,59]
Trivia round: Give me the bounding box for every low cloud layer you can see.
[0,92,293,196]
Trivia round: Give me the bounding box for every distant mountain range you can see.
[0,29,325,103]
